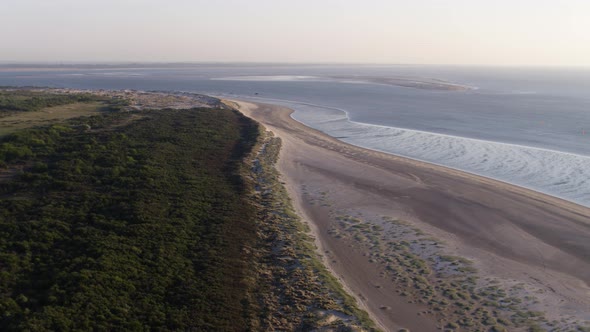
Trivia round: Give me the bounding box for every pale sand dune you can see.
[231,100,590,331]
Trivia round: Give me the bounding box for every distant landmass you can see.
[213,74,474,91]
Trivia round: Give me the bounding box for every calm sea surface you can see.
[1,64,589,206]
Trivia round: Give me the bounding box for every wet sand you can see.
[231,100,590,331]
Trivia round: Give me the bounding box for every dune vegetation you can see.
[0,90,372,331]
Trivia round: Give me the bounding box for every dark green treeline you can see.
[0,108,261,330]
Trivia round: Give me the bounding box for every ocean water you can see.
[1,64,589,206]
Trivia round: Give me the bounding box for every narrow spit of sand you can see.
[231,100,590,331]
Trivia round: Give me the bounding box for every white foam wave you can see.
[235,96,590,208]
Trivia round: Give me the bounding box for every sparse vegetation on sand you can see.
[303,185,588,331]
[245,131,375,330]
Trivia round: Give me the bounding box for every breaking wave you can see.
[264,98,590,208]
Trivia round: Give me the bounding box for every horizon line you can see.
[0,61,589,70]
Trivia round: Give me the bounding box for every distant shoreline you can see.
[213,74,475,91]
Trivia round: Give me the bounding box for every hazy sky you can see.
[2,0,589,66]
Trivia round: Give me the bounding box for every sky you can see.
[1,0,589,67]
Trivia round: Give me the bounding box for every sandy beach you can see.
[231,100,590,331]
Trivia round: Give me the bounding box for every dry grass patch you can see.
[0,102,106,136]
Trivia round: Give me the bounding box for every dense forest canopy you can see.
[0,108,261,330]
